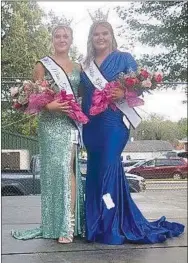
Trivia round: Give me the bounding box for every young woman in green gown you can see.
[12,25,84,244]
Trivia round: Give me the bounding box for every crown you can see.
[51,18,73,35]
[59,17,73,27]
[52,18,73,33]
[88,9,109,23]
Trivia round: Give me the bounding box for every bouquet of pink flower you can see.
[89,69,163,116]
[11,80,89,124]
[10,80,53,112]
[117,69,163,108]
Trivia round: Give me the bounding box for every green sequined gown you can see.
[12,64,84,240]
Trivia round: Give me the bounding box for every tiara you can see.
[60,17,73,27]
[88,9,109,23]
[52,18,73,32]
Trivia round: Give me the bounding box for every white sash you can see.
[81,61,142,129]
[40,56,83,146]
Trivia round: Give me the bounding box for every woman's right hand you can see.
[45,100,71,114]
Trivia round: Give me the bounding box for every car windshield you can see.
[178,152,188,159]
[132,160,147,167]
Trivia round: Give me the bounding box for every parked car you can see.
[163,151,188,160]
[1,172,41,196]
[1,155,146,196]
[80,159,146,193]
[122,159,145,168]
[81,173,146,193]
[177,151,188,159]
[125,173,146,192]
[125,158,188,180]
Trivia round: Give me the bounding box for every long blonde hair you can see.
[84,21,117,67]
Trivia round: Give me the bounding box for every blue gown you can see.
[80,50,184,245]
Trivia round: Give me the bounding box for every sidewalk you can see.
[2,190,187,263]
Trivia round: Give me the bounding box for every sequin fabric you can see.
[12,65,85,240]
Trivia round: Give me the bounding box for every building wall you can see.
[121,151,167,161]
[1,131,39,160]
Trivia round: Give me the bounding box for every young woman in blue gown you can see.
[80,20,184,245]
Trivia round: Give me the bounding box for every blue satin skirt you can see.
[83,110,184,245]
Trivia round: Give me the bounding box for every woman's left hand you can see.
[111,88,124,101]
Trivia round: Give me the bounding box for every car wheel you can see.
[173,173,182,180]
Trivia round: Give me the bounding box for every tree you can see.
[1,2,11,41]
[116,1,187,82]
[177,118,188,139]
[1,1,50,136]
[1,0,50,78]
[130,114,186,144]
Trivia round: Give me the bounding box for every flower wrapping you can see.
[11,80,89,124]
[55,90,89,124]
[89,83,117,116]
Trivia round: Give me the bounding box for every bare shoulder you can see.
[33,62,45,81]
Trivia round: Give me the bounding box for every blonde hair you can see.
[84,21,117,67]
[52,24,73,39]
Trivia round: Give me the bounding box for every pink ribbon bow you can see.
[56,90,89,124]
[89,83,117,116]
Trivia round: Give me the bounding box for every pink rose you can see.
[139,69,150,79]
[141,79,152,88]
[10,87,19,97]
[124,77,136,88]
[153,72,163,83]
[40,80,49,87]
[23,84,31,92]
[13,102,22,109]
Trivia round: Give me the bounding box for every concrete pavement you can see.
[146,180,187,190]
[2,189,187,263]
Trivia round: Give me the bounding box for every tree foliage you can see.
[130,114,187,146]
[116,1,187,82]
[1,0,50,78]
